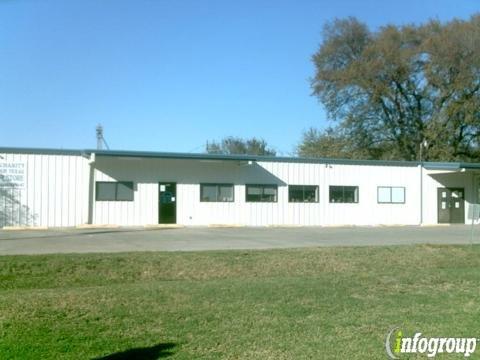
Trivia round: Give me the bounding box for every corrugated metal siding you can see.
[3,151,477,227]
[0,153,89,227]
[91,157,423,226]
[422,170,477,225]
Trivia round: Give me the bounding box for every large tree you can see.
[303,15,480,161]
[206,137,276,156]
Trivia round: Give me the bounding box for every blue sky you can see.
[0,0,478,154]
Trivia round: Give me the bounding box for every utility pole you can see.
[419,139,428,225]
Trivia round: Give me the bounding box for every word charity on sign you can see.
[0,162,26,188]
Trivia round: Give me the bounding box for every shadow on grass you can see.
[93,343,176,359]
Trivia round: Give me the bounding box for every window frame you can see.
[329,185,359,204]
[95,181,134,202]
[245,184,278,203]
[200,183,235,203]
[288,185,319,203]
[377,186,406,204]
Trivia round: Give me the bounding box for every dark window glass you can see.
[116,182,134,201]
[201,184,218,202]
[96,182,116,201]
[246,185,262,202]
[246,185,278,202]
[218,185,234,202]
[96,182,134,201]
[329,186,359,203]
[329,186,345,203]
[289,185,319,203]
[200,184,234,202]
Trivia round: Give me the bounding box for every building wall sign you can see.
[0,162,26,188]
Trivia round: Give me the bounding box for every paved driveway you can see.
[0,225,479,255]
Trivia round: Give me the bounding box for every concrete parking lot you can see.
[0,225,479,255]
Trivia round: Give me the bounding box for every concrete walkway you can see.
[0,225,479,255]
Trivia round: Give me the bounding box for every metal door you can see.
[159,182,176,224]
[437,188,464,224]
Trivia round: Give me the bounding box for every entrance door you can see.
[437,188,465,224]
[159,182,176,224]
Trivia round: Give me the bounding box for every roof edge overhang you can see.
[0,147,84,156]
[423,162,480,171]
[84,149,420,167]
[2,146,480,169]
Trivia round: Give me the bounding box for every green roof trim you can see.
[0,147,84,156]
[90,149,418,166]
[423,162,480,171]
[1,146,480,169]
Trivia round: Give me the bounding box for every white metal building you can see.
[1,147,479,228]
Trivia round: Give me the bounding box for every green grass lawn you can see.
[0,244,479,359]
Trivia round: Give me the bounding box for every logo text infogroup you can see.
[386,328,477,358]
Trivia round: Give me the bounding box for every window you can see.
[96,181,134,201]
[200,184,234,202]
[289,185,319,203]
[378,186,405,204]
[246,184,278,202]
[329,186,359,203]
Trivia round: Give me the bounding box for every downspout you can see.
[470,171,476,245]
[87,152,95,224]
[472,171,477,225]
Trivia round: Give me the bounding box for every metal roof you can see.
[422,162,480,171]
[0,147,83,156]
[89,149,419,167]
[1,146,480,169]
